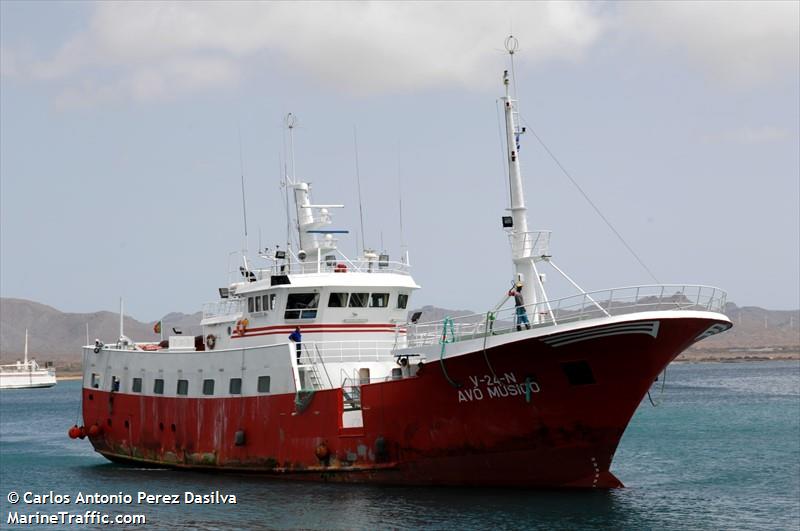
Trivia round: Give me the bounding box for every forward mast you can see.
[502,36,550,323]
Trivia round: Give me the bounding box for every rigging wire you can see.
[397,152,407,263]
[238,128,249,244]
[353,126,367,255]
[518,114,661,284]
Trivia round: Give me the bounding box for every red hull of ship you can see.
[82,316,723,487]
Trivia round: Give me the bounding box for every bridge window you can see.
[229,378,242,394]
[328,292,348,307]
[255,296,262,312]
[397,293,409,309]
[257,376,271,393]
[269,293,276,310]
[177,379,189,395]
[132,378,142,393]
[111,376,120,392]
[153,379,164,394]
[90,373,100,388]
[262,294,270,311]
[202,379,215,396]
[248,297,254,313]
[370,293,389,308]
[348,293,368,308]
[285,293,319,319]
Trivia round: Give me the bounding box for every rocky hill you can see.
[0,298,201,369]
[0,298,797,369]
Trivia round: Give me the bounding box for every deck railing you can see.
[407,284,728,347]
[299,339,399,364]
[509,230,551,259]
[202,299,244,320]
[228,255,411,287]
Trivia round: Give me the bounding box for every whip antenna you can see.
[353,126,367,255]
[238,128,249,268]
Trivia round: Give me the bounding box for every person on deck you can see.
[289,327,302,362]
[511,284,531,331]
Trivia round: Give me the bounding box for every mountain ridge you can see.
[1,298,797,368]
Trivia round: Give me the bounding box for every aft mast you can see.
[502,36,550,323]
[284,113,343,266]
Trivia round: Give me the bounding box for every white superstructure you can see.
[83,119,420,426]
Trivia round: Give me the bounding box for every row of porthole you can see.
[91,375,272,396]
[89,394,179,433]
[103,417,177,433]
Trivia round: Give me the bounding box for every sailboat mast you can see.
[24,328,28,366]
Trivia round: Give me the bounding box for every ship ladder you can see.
[294,344,321,413]
[299,344,325,391]
[439,317,461,388]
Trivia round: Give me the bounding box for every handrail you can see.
[228,258,412,286]
[406,284,727,347]
[509,230,551,258]
[202,299,244,319]
[296,339,398,365]
[313,343,334,388]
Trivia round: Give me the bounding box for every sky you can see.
[1,1,798,321]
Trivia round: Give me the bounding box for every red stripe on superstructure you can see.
[233,328,405,339]
[242,323,400,333]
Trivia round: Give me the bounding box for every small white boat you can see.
[0,329,57,390]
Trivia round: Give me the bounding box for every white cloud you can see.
[620,1,799,86]
[3,1,797,107]
[2,1,607,106]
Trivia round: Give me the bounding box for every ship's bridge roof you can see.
[235,271,419,295]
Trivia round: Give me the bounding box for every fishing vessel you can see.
[75,38,731,487]
[1,330,57,390]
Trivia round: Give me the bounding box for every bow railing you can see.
[407,284,727,347]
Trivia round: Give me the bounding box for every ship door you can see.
[341,369,368,429]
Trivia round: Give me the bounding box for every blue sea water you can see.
[0,361,798,530]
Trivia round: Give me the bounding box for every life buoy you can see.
[206,334,217,350]
[334,263,348,273]
[235,319,249,336]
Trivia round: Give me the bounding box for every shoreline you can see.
[673,355,799,364]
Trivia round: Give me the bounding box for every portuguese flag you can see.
[153,321,162,334]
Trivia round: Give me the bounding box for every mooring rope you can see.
[481,311,498,378]
[647,366,668,407]
[439,317,461,388]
